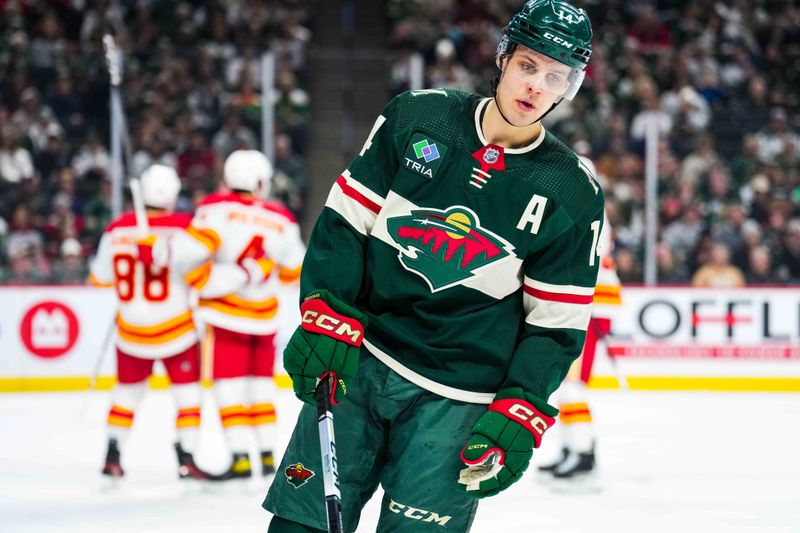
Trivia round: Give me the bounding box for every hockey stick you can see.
[128,177,150,237]
[315,374,344,533]
[92,313,117,390]
[604,337,628,391]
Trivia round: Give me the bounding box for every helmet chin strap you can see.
[490,65,560,129]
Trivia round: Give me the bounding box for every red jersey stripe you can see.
[523,285,594,305]
[336,175,381,214]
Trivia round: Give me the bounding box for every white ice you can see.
[1,387,799,533]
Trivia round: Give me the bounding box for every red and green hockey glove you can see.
[458,387,557,498]
[283,290,366,406]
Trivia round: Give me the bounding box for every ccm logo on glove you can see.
[301,299,363,347]
[489,399,554,448]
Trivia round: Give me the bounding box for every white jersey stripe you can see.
[524,294,592,331]
[325,181,379,236]
[364,339,495,404]
[340,169,386,210]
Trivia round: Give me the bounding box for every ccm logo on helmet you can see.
[543,32,574,49]
[301,310,362,344]
[508,403,549,435]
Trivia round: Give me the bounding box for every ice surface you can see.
[1,388,799,532]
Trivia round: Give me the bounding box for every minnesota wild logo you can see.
[284,463,315,489]
[386,206,513,291]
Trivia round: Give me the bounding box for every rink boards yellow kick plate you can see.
[0,374,294,393]
[2,375,800,393]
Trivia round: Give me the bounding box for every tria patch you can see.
[403,133,448,179]
[386,205,513,291]
[284,463,315,489]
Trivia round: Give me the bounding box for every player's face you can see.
[497,47,571,126]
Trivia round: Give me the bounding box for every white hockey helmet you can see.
[140,164,181,210]
[223,149,273,197]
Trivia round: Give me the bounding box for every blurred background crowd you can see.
[0,0,310,283]
[1,0,799,286]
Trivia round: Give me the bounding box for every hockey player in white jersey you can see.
[150,150,306,480]
[89,164,216,480]
[539,157,622,479]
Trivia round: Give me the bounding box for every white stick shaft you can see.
[129,178,149,237]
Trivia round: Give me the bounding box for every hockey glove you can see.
[283,290,366,406]
[136,235,169,268]
[458,387,557,498]
[240,257,275,287]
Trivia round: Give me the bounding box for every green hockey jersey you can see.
[301,89,605,404]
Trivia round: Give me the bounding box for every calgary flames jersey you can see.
[592,211,623,319]
[170,193,306,335]
[89,213,198,359]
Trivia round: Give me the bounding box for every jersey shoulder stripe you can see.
[262,200,297,224]
[105,212,191,233]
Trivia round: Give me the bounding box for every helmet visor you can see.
[504,50,581,97]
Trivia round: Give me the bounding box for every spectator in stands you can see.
[35,129,70,186]
[729,75,771,137]
[0,125,35,184]
[176,129,217,189]
[729,134,761,187]
[691,241,745,288]
[629,81,672,144]
[745,245,774,285]
[42,191,84,259]
[48,73,86,138]
[4,204,43,258]
[12,87,63,154]
[679,133,722,186]
[662,202,705,267]
[775,220,800,282]
[212,112,257,159]
[51,237,87,283]
[71,132,110,180]
[702,164,736,222]
[427,38,474,92]
[713,203,748,265]
[615,248,641,283]
[271,133,308,221]
[656,241,688,283]
[661,84,711,149]
[83,176,111,244]
[273,67,309,155]
[0,241,50,283]
[626,5,672,59]
[131,133,176,178]
[754,107,800,165]
[747,174,772,224]
[270,8,312,73]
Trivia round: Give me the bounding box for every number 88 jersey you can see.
[89,212,198,359]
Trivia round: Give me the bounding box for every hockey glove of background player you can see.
[283,290,366,406]
[458,387,557,498]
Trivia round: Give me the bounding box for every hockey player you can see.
[264,1,602,531]
[538,157,623,479]
[89,164,213,480]
[150,150,306,481]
